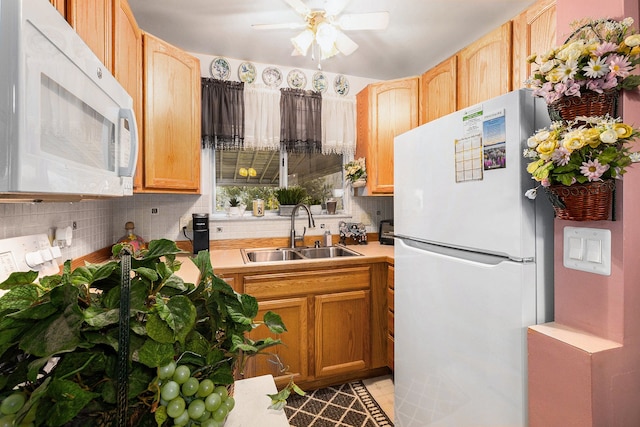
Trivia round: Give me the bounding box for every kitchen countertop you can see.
[174,242,394,284]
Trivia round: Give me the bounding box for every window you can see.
[213,149,344,214]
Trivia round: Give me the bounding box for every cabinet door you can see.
[244,297,309,387]
[387,265,394,370]
[143,33,201,192]
[113,0,144,190]
[420,56,457,124]
[512,0,557,90]
[356,77,419,195]
[315,290,370,378]
[66,0,113,71]
[457,22,512,109]
[49,0,65,15]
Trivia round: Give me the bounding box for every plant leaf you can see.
[45,378,100,427]
[135,338,175,368]
[19,303,83,358]
[0,285,41,311]
[263,311,287,334]
[0,271,39,289]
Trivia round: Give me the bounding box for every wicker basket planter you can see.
[547,90,618,122]
[545,180,615,221]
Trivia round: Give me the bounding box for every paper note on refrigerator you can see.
[454,135,483,182]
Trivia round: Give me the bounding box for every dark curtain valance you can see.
[201,78,245,149]
[280,88,322,153]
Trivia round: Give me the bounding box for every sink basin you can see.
[297,246,362,259]
[241,245,362,263]
[242,248,304,263]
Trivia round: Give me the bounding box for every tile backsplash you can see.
[0,194,392,261]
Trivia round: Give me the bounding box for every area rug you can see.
[285,380,394,427]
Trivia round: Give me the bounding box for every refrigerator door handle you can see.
[396,235,532,265]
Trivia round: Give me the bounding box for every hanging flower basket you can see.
[547,89,618,122]
[351,178,366,188]
[545,180,615,221]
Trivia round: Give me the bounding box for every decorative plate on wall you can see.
[334,75,350,96]
[262,67,283,87]
[210,57,230,80]
[237,62,257,84]
[287,69,307,89]
[312,72,328,93]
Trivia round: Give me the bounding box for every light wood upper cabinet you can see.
[142,33,201,193]
[457,22,513,109]
[512,0,557,90]
[66,0,113,72]
[49,0,64,15]
[420,56,457,124]
[113,0,144,190]
[356,77,419,195]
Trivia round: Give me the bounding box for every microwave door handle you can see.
[118,107,138,177]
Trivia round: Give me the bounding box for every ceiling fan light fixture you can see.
[291,28,314,56]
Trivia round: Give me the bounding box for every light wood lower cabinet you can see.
[244,297,309,385]
[315,290,370,378]
[240,265,379,389]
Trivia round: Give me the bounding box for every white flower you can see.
[625,34,640,47]
[630,152,640,162]
[524,188,538,200]
[582,57,610,78]
[600,129,619,144]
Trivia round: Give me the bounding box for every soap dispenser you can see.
[324,229,332,247]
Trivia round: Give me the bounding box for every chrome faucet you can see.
[290,203,315,248]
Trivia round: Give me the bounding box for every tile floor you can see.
[362,374,395,422]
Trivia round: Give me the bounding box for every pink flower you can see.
[586,78,605,93]
[565,80,581,96]
[551,147,571,166]
[580,159,610,181]
[593,42,618,57]
[602,74,618,90]
[541,178,551,187]
[606,54,632,78]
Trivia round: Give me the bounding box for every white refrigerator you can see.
[393,89,554,426]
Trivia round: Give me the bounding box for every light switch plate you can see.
[563,226,611,276]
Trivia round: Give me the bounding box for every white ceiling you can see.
[128,0,537,81]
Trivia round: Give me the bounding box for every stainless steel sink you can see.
[241,245,362,263]
[242,248,304,263]
[297,246,362,259]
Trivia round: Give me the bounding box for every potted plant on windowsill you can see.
[0,239,295,426]
[275,186,307,216]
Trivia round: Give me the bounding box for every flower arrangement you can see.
[344,158,367,183]
[526,17,640,104]
[523,115,640,199]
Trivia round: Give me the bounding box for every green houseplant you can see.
[274,187,307,216]
[0,239,290,426]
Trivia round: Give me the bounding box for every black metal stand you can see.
[117,248,132,427]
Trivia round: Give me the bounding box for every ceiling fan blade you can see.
[282,0,310,16]
[335,30,359,56]
[324,0,349,17]
[252,22,306,30]
[337,12,390,30]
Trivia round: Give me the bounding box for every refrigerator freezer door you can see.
[394,238,537,426]
[394,89,548,260]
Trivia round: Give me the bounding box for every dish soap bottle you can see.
[324,229,332,247]
[117,221,147,255]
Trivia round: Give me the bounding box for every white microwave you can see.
[0,0,139,201]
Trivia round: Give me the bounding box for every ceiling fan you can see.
[252,0,390,60]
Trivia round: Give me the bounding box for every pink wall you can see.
[529,0,640,425]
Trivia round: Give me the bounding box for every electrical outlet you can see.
[179,216,192,232]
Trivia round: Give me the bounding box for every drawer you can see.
[387,287,394,312]
[387,310,394,336]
